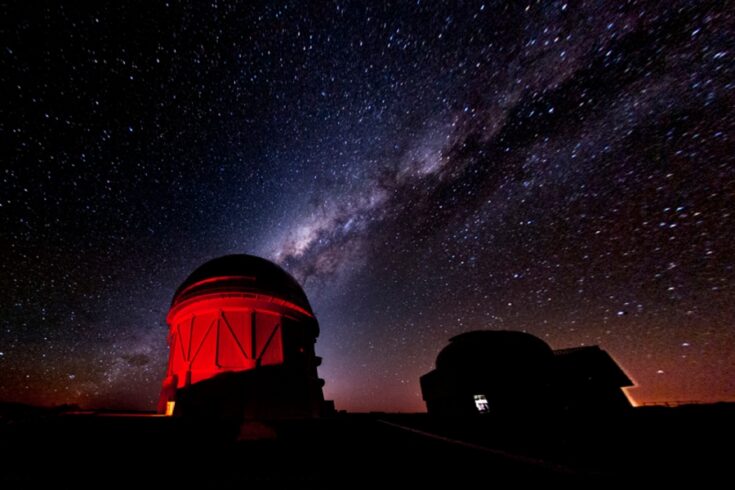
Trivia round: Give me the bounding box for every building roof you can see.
[435,330,554,372]
[553,346,634,387]
[172,254,313,314]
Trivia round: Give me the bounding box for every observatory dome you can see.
[436,330,555,375]
[171,254,312,314]
[159,253,327,418]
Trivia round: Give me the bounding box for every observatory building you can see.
[158,254,329,419]
[420,330,633,416]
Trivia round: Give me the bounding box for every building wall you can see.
[166,308,284,388]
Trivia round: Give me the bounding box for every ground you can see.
[0,404,732,486]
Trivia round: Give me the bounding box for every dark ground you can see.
[0,403,732,487]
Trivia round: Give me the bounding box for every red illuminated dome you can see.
[158,254,328,418]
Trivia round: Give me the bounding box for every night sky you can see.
[2,1,734,412]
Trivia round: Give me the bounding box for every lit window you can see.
[165,401,176,416]
[474,394,489,413]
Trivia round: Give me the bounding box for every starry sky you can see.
[2,1,734,412]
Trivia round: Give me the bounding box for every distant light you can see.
[165,401,175,416]
[656,369,665,374]
[474,394,490,413]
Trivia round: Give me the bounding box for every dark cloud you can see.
[120,353,150,368]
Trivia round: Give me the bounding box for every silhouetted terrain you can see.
[0,402,732,486]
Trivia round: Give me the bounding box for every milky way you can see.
[2,1,734,411]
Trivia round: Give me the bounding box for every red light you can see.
[162,294,305,391]
[157,258,328,418]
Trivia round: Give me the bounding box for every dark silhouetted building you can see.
[551,346,634,412]
[420,330,633,416]
[158,254,330,419]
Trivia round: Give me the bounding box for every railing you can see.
[639,400,703,407]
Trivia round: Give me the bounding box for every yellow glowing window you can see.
[165,401,176,416]
[474,394,489,413]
